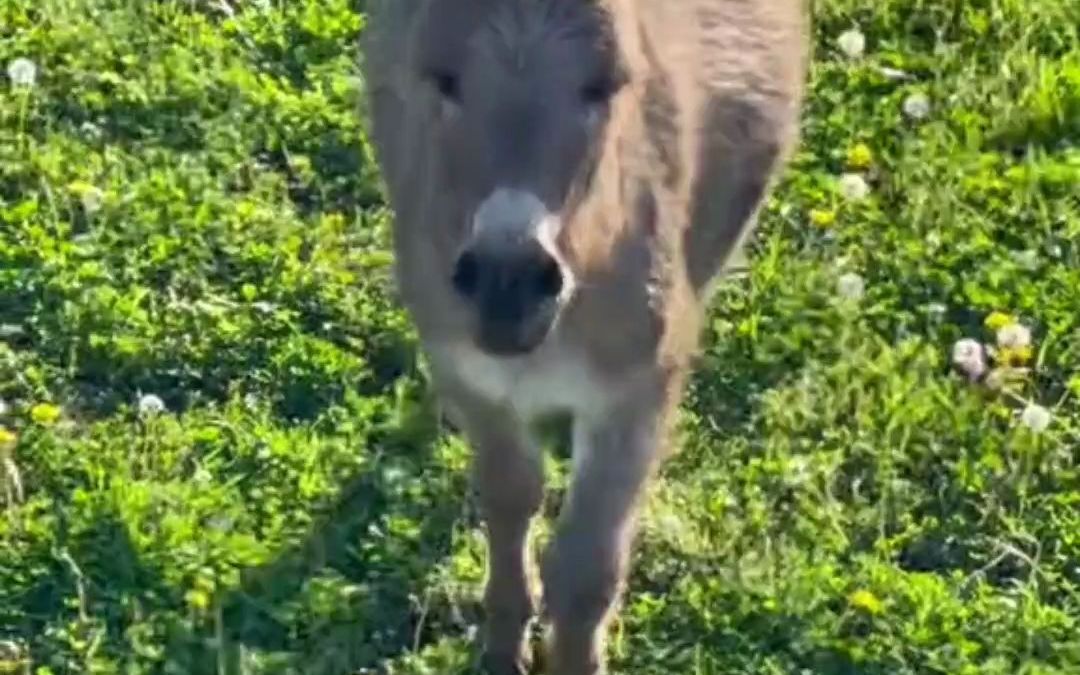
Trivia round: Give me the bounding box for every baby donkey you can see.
[361,0,809,672]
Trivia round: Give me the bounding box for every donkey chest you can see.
[432,342,609,421]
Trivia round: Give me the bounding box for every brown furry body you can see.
[361,1,809,672]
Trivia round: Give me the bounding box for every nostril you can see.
[452,251,480,298]
[533,256,563,298]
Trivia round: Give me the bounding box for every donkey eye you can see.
[581,80,614,105]
[581,69,627,106]
[429,70,461,102]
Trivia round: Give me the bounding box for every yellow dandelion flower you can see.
[848,589,884,614]
[997,345,1033,366]
[0,426,16,446]
[984,311,1014,332]
[810,208,837,228]
[185,589,210,612]
[30,403,61,426]
[846,143,874,170]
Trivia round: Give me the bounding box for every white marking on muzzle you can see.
[471,188,575,298]
[472,188,558,238]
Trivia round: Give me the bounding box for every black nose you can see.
[451,240,563,355]
[451,240,564,312]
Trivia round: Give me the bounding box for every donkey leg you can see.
[540,375,678,675]
[454,399,545,674]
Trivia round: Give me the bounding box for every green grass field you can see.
[1,0,1078,673]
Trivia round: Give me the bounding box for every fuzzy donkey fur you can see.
[360,1,809,672]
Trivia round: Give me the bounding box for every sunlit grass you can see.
[0,0,1077,673]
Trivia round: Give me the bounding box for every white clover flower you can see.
[951,338,987,380]
[838,173,870,201]
[137,393,166,416]
[902,92,931,120]
[464,624,479,643]
[877,66,912,81]
[996,323,1032,349]
[79,121,103,141]
[80,186,104,215]
[1020,404,1051,433]
[1010,249,1039,271]
[837,28,866,58]
[208,515,234,532]
[72,232,96,247]
[836,272,866,301]
[382,466,406,484]
[7,57,37,87]
[784,456,813,486]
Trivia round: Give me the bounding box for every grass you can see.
[0,0,1078,673]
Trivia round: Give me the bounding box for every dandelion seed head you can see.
[902,92,931,120]
[996,323,1032,350]
[81,186,104,215]
[138,393,166,416]
[7,57,37,87]
[837,272,866,301]
[837,29,866,58]
[838,173,870,201]
[1020,404,1051,433]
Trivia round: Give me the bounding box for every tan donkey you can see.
[361,1,809,672]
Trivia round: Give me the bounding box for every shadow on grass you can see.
[8,508,179,671]
[200,437,473,674]
[617,549,902,675]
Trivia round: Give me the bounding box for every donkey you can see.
[361,1,808,672]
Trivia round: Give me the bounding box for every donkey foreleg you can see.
[453,397,545,674]
[540,373,679,674]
